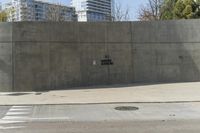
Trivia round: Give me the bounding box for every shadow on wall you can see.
[132,20,200,83]
[173,20,200,82]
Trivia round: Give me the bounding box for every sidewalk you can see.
[0,82,200,105]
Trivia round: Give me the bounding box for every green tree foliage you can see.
[174,0,195,19]
[0,11,7,22]
[160,0,200,20]
[160,0,177,19]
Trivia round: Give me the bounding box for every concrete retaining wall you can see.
[0,23,13,92]
[0,20,200,91]
[133,20,200,83]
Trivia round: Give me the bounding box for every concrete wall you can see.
[0,23,13,92]
[12,22,134,91]
[0,19,200,91]
[132,20,200,83]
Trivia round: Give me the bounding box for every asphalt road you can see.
[0,106,10,118]
[2,120,200,133]
[1,103,200,133]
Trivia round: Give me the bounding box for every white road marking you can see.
[2,116,29,120]
[0,126,25,130]
[0,105,33,130]
[0,120,26,124]
[6,112,30,115]
[11,106,32,108]
[9,108,32,111]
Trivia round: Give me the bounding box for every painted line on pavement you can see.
[9,108,32,111]
[0,126,26,130]
[2,116,29,120]
[6,112,30,115]
[0,120,26,124]
[11,106,32,108]
[0,105,33,130]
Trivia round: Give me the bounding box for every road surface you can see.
[1,102,200,133]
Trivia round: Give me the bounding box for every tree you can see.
[173,0,196,19]
[138,0,163,21]
[1,7,16,22]
[160,0,177,20]
[45,4,66,22]
[160,0,200,19]
[0,11,7,22]
[113,1,130,21]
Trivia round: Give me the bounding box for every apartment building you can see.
[71,0,114,22]
[3,0,77,22]
[0,2,2,11]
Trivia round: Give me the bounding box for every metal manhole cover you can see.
[115,106,139,111]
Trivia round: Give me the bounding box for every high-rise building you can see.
[2,0,77,22]
[71,0,114,22]
[0,2,2,11]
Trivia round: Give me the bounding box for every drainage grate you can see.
[115,106,139,111]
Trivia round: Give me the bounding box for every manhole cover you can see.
[115,106,139,111]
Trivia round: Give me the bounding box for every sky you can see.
[1,0,148,20]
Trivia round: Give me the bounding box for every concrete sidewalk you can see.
[0,82,200,105]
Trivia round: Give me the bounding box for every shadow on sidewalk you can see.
[51,81,200,91]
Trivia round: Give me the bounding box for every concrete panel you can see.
[0,23,12,42]
[80,44,109,86]
[48,23,79,42]
[133,43,200,83]
[0,43,12,91]
[13,22,79,42]
[133,44,158,82]
[107,22,132,43]
[13,22,51,42]
[132,19,200,43]
[107,44,133,84]
[179,43,200,81]
[49,43,81,89]
[78,23,107,43]
[14,42,50,91]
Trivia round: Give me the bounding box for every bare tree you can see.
[113,2,130,21]
[45,3,66,22]
[138,0,163,21]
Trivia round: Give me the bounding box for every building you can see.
[0,2,2,11]
[2,0,77,22]
[71,0,114,22]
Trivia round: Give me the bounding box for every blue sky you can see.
[1,0,148,20]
